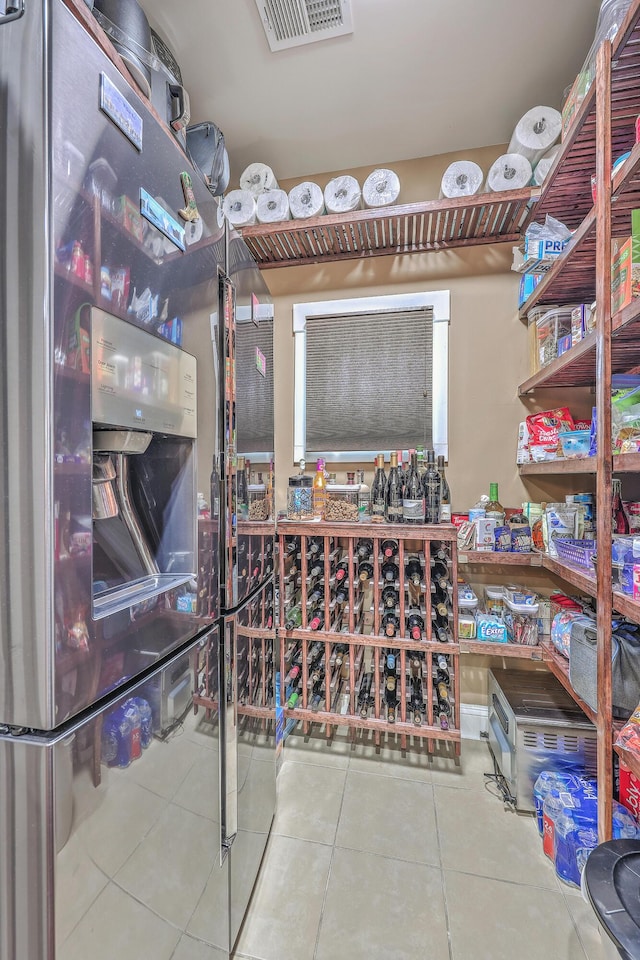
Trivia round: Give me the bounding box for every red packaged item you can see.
[526,407,575,461]
[619,762,640,825]
[616,707,640,757]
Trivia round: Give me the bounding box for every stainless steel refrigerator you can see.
[0,2,277,957]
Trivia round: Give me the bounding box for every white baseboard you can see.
[460,703,489,740]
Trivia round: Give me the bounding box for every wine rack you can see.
[278,521,460,752]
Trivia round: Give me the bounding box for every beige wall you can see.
[262,144,595,712]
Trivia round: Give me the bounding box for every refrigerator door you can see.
[225,583,277,950]
[0,631,231,960]
[221,234,275,612]
[0,0,225,729]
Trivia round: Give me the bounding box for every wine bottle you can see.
[284,662,301,684]
[403,451,424,524]
[381,560,398,583]
[381,538,399,559]
[432,622,450,644]
[308,606,323,631]
[410,653,423,677]
[436,653,449,677]
[370,454,387,519]
[385,453,403,524]
[410,676,424,726]
[435,686,451,730]
[613,479,630,534]
[406,557,423,584]
[333,643,349,667]
[334,560,349,583]
[430,541,449,561]
[437,456,451,522]
[334,581,349,605]
[382,584,399,609]
[307,584,324,606]
[385,683,397,724]
[308,559,324,580]
[382,612,399,638]
[485,483,505,526]
[236,456,249,521]
[285,605,302,630]
[431,559,449,581]
[313,459,327,519]
[431,582,448,606]
[356,538,373,560]
[357,670,374,718]
[209,456,220,519]
[433,602,449,628]
[407,613,425,642]
[307,536,323,557]
[384,651,398,694]
[423,451,441,524]
[287,689,300,709]
[310,689,323,712]
[358,560,374,583]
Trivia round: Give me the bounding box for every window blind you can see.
[235,318,274,454]
[305,306,434,453]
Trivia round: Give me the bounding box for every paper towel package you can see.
[486,153,532,193]
[223,189,257,227]
[288,181,325,219]
[256,189,290,224]
[324,175,362,214]
[508,106,562,165]
[240,162,279,196]
[440,160,484,198]
[363,169,400,207]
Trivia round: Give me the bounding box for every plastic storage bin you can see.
[536,308,574,368]
[559,429,591,459]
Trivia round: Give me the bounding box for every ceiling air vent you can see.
[254,0,353,52]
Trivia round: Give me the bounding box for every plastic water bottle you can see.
[123,700,142,761]
[128,696,153,749]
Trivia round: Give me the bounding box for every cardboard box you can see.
[562,71,592,140]
[474,517,497,552]
[612,211,640,314]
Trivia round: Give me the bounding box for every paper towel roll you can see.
[239,162,279,196]
[362,168,401,207]
[532,145,561,186]
[440,161,484,199]
[486,153,533,192]
[508,106,562,165]
[223,189,257,227]
[323,175,362,214]
[288,181,325,219]
[256,189,290,224]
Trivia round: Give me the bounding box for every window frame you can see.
[293,290,449,463]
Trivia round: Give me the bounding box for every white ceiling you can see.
[144,0,603,184]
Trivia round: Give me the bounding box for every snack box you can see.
[474,517,497,552]
[115,195,144,243]
[612,211,640,315]
[458,614,476,640]
[476,614,508,643]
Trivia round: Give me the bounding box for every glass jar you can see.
[324,485,359,522]
[287,475,314,520]
[248,484,269,521]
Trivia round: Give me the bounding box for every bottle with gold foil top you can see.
[313,458,327,519]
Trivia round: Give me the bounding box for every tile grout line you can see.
[311,736,353,960]
[432,783,455,960]
[559,887,595,960]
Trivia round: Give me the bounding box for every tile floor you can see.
[233,734,619,960]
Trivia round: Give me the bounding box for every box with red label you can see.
[115,195,144,243]
[619,762,640,824]
[451,513,469,529]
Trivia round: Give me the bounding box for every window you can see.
[236,315,274,459]
[293,291,449,462]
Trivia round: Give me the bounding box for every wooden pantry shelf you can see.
[283,706,461,742]
[518,458,596,475]
[540,554,597,598]
[280,628,456,655]
[541,641,598,725]
[611,590,640,625]
[460,640,544,659]
[518,333,597,393]
[457,551,542,566]
[240,189,537,269]
[525,0,640,231]
[613,453,640,472]
[277,519,457,540]
[518,209,596,319]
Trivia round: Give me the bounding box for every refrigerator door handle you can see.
[0,1,24,24]
[221,618,238,860]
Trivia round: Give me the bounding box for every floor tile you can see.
[435,782,557,888]
[233,835,332,960]
[336,770,439,865]
[55,831,109,946]
[315,847,449,960]
[173,935,228,960]
[60,880,181,960]
[282,731,351,768]
[347,737,434,782]
[565,892,623,960]
[429,737,494,789]
[272,759,346,844]
[115,802,218,931]
[445,870,588,960]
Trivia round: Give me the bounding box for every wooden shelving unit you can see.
[517,11,640,835]
[457,550,542,566]
[277,522,459,751]
[460,639,544,660]
[541,641,598,725]
[240,188,537,269]
[518,459,596,475]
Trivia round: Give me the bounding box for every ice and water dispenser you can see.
[90,307,197,619]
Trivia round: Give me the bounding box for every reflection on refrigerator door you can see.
[228,581,277,951]
[0,632,232,960]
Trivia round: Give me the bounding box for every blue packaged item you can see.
[101,705,132,768]
[555,797,638,887]
[533,771,583,835]
[128,696,153,749]
[588,406,597,457]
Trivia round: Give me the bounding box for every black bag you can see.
[186,122,230,197]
